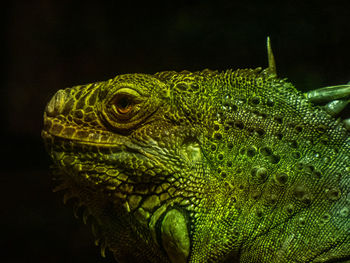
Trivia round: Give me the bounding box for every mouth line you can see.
[42,129,165,170]
[41,129,125,148]
[42,128,171,163]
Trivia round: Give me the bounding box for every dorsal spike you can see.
[267,36,277,76]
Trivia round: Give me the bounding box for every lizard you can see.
[42,38,350,262]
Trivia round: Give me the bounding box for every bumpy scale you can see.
[42,39,350,263]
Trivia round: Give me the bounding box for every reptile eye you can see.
[112,94,134,115]
[107,88,142,122]
[110,93,137,120]
[102,85,153,132]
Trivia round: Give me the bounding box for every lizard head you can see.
[42,71,221,262]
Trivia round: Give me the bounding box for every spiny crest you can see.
[267,36,277,76]
[154,37,278,96]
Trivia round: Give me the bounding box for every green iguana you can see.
[42,38,350,262]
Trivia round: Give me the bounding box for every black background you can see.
[2,1,350,262]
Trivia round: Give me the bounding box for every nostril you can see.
[46,89,68,117]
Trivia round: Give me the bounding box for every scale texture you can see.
[42,67,350,262]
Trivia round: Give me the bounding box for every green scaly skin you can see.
[42,67,350,262]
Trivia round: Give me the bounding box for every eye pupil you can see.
[114,95,133,114]
[118,97,129,109]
